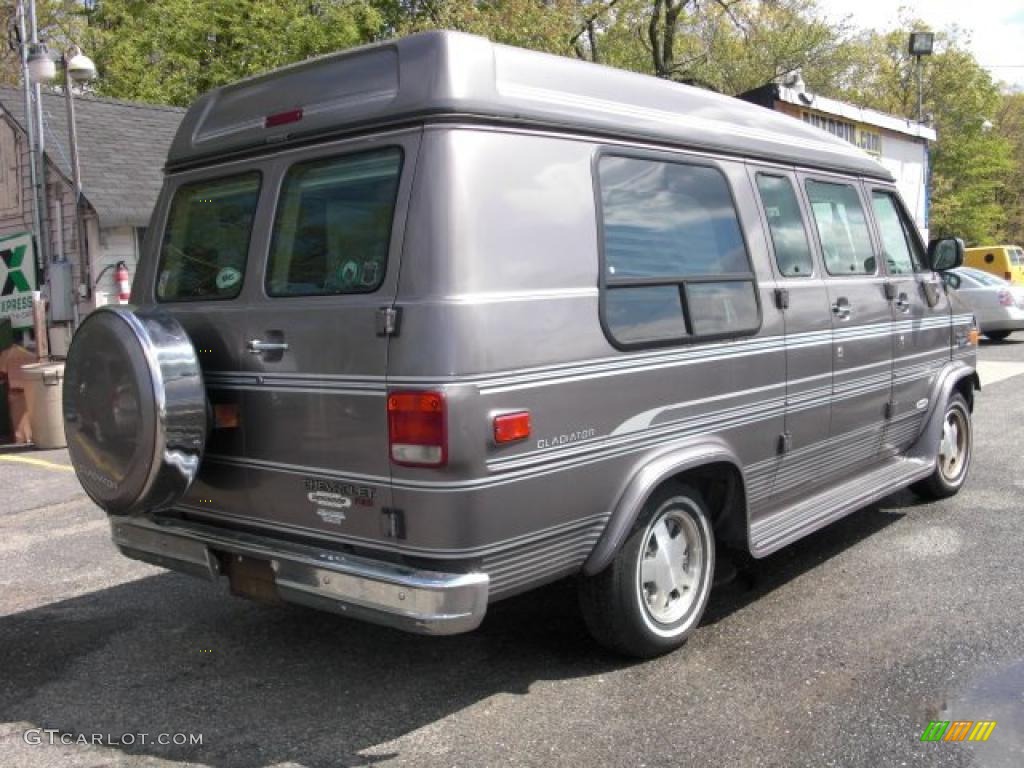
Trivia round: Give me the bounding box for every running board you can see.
[749,456,935,557]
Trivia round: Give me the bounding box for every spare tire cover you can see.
[63,306,207,515]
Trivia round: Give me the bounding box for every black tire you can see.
[984,331,1011,342]
[579,483,715,658]
[911,392,972,500]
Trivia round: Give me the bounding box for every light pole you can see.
[908,31,934,123]
[27,43,98,326]
[14,3,43,278]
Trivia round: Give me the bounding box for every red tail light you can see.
[998,289,1014,307]
[388,391,446,467]
[1005,272,1013,281]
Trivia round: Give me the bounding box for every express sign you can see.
[0,232,37,329]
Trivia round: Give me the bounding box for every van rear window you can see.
[156,173,260,302]
[597,155,759,347]
[266,149,402,297]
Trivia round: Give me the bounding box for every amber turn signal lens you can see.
[494,412,531,444]
[213,403,239,429]
[968,328,980,345]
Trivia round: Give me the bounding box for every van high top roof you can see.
[167,30,891,180]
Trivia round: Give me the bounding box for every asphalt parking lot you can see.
[2,340,1024,768]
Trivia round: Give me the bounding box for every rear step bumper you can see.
[110,516,489,635]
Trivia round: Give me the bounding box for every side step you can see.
[749,456,934,557]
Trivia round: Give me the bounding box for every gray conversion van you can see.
[63,31,978,658]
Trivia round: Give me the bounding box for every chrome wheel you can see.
[938,403,970,485]
[580,484,715,657]
[637,505,704,626]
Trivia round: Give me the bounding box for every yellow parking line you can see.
[0,454,75,473]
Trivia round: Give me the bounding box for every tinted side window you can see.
[598,155,759,346]
[156,173,260,302]
[267,149,402,297]
[805,180,875,276]
[755,174,813,277]
[871,190,923,275]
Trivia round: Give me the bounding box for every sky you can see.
[816,0,1024,89]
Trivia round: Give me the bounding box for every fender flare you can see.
[582,437,746,576]
[906,361,980,463]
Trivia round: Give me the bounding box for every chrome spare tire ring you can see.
[63,306,208,515]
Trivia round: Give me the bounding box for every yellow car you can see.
[964,245,1024,285]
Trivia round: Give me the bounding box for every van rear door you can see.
[238,132,420,543]
[150,167,264,523]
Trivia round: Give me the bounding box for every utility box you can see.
[48,260,75,323]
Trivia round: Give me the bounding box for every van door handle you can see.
[831,298,852,320]
[247,339,289,354]
[894,293,911,312]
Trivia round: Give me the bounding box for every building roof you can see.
[0,86,184,227]
[168,31,892,181]
[740,83,937,142]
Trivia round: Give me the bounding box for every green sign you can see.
[0,232,37,329]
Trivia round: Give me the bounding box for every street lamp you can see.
[26,44,57,84]
[908,31,934,123]
[26,44,98,320]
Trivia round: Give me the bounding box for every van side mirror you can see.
[927,237,964,272]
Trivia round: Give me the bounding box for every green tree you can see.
[389,0,581,56]
[83,0,385,106]
[995,90,1024,244]
[671,0,851,94]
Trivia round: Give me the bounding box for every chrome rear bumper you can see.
[110,517,489,635]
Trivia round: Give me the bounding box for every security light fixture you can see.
[26,44,56,84]
[909,32,934,57]
[66,48,98,83]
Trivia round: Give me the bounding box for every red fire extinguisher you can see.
[115,261,131,303]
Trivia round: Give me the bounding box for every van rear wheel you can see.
[911,392,972,500]
[579,483,714,658]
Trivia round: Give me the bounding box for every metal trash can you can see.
[19,362,66,449]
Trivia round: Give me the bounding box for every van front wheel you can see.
[911,392,973,500]
[579,484,715,658]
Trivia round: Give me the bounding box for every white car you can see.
[946,266,1024,341]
